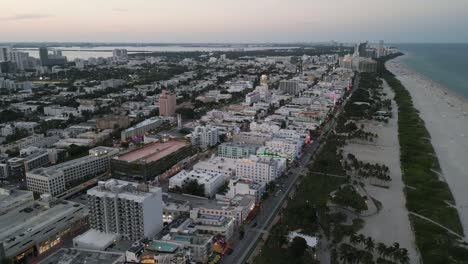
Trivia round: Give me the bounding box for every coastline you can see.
[386,55,468,236]
[392,54,468,107]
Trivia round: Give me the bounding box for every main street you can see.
[221,74,360,264]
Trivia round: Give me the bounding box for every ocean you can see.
[396,43,468,99]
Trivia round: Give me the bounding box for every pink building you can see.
[159,90,176,117]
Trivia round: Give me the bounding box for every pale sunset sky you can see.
[1,0,468,43]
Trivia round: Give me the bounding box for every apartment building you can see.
[87,179,163,241]
[26,147,119,196]
[235,155,286,184]
[217,142,260,159]
[191,126,219,149]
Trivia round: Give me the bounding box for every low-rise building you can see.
[189,213,236,240]
[96,115,131,130]
[217,142,260,159]
[191,194,256,223]
[161,233,213,263]
[169,170,225,197]
[26,147,119,196]
[223,177,265,201]
[192,156,237,179]
[0,188,34,215]
[0,195,89,261]
[236,155,286,184]
[121,117,168,142]
[232,132,272,145]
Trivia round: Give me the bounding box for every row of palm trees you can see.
[349,129,379,142]
[343,154,391,186]
[344,233,410,264]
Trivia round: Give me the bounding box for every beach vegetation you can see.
[378,54,468,263]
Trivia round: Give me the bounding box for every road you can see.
[222,74,360,264]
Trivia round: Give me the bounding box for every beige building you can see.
[159,90,176,117]
[96,115,130,130]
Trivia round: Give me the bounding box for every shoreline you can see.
[389,54,468,110]
[386,56,468,236]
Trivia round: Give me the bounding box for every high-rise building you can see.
[87,179,163,241]
[159,90,177,117]
[191,126,219,148]
[377,40,385,58]
[0,46,12,62]
[279,80,301,95]
[9,51,29,71]
[39,47,49,66]
[358,42,368,57]
[260,74,268,86]
[112,49,128,61]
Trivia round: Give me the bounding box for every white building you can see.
[10,51,30,71]
[191,194,256,223]
[189,213,236,240]
[232,132,273,145]
[264,138,303,160]
[224,177,265,201]
[249,121,280,134]
[169,169,226,197]
[112,49,128,61]
[191,126,219,149]
[0,46,12,62]
[26,147,119,196]
[72,229,120,251]
[121,117,167,141]
[245,91,260,105]
[192,156,237,180]
[43,105,80,117]
[236,155,286,184]
[87,179,163,241]
[255,85,271,100]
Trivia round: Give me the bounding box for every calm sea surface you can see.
[396,43,468,99]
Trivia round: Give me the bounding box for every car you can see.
[253,222,258,227]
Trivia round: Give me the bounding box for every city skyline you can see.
[2,0,468,43]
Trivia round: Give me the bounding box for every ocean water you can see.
[396,43,468,99]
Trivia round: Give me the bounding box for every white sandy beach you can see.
[343,81,420,262]
[386,56,468,237]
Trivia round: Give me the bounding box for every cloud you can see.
[112,8,128,12]
[0,14,55,21]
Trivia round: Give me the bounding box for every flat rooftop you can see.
[0,200,88,248]
[38,248,125,264]
[116,140,187,163]
[0,189,33,214]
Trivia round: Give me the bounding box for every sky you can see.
[1,0,468,43]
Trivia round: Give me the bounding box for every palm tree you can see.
[339,243,356,264]
[365,237,375,253]
[390,242,400,261]
[376,242,386,257]
[350,234,359,246]
[358,234,366,247]
[398,248,410,264]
